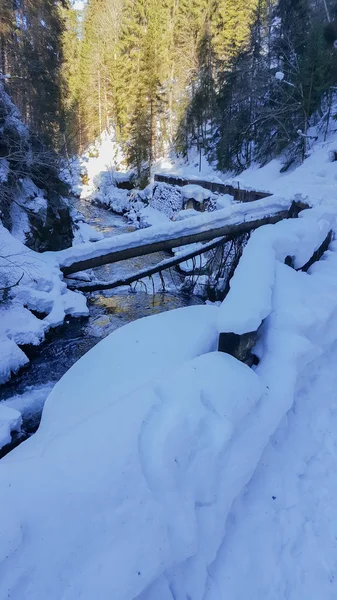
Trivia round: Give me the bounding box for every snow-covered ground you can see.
[156,129,337,211]
[230,132,337,207]
[3,124,337,598]
[0,201,336,598]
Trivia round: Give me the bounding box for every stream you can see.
[0,197,202,447]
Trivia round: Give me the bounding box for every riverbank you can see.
[0,199,202,455]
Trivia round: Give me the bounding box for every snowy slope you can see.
[0,207,336,598]
[231,136,337,206]
[156,129,337,210]
[206,243,337,600]
[2,128,337,596]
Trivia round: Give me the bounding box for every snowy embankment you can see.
[0,207,335,599]
[0,223,88,390]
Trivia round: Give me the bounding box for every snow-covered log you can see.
[57,197,305,275]
[67,237,226,292]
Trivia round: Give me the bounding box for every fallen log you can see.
[60,200,307,276]
[67,236,227,292]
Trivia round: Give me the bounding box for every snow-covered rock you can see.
[181,184,214,204]
[0,222,88,384]
[0,405,21,450]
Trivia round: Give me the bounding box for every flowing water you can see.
[0,198,202,447]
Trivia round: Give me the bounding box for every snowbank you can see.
[40,304,219,433]
[0,405,21,450]
[3,383,54,428]
[71,209,104,244]
[230,129,337,207]
[217,208,333,334]
[1,194,337,598]
[0,223,88,383]
[0,304,267,600]
[206,241,337,600]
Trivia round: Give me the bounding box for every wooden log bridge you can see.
[154,173,272,202]
[58,198,308,276]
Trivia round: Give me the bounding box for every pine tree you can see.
[1,0,69,147]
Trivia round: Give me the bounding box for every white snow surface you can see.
[206,241,337,600]
[0,405,22,450]
[2,197,337,598]
[0,223,88,383]
[4,129,337,598]
[217,207,333,334]
[181,183,214,202]
[230,129,337,206]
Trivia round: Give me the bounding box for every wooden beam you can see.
[62,206,300,275]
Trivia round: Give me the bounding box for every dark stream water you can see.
[0,198,201,446]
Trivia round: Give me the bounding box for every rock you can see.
[218,331,258,366]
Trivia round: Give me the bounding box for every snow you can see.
[205,241,337,600]
[0,158,9,183]
[217,208,333,334]
[154,146,224,183]
[0,405,21,450]
[71,209,104,244]
[137,205,170,228]
[40,304,219,432]
[73,219,103,243]
[0,338,29,386]
[174,208,200,220]
[4,118,337,599]
[181,184,214,203]
[4,219,337,598]
[275,70,284,80]
[0,302,267,600]
[216,193,233,209]
[2,383,54,425]
[0,222,88,383]
[9,200,30,242]
[149,182,183,218]
[230,130,337,207]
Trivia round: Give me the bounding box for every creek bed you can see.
[0,199,202,450]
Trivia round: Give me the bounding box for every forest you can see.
[1,0,337,180]
[3,0,337,598]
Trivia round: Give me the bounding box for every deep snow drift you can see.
[3,123,337,599]
[0,205,336,599]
